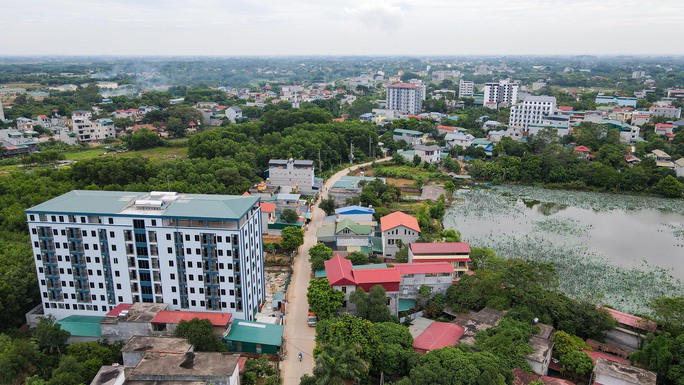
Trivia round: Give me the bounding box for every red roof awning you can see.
[151,310,232,327]
[409,242,471,255]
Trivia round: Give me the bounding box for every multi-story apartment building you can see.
[509,95,557,130]
[458,80,475,98]
[483,79,519,106]
[26,190,264,321]
[386,82,425,114]
[267,158,319,194]
[71,110,115,143]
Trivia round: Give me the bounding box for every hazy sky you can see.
[2,0,684,56]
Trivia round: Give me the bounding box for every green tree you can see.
[552,331,587,358]
[313,342,369,385]
[281,227,304,252]
[407,346,509,385]
[173,318,226,352]
[559,350,594,379]
[33,317,70,355]
[395,245,409,263]
[315,314,381,364]
[474,317,535,370]
[649,296,684,331]
[309,243,334,272]
[319,198,336,215]
[307,279,344,320]
[124,128,163,150]
[655,175,683,198]
[280,208,299,223]
[346,251,369,266]
[631,332,684,384]
[349,285,391,323]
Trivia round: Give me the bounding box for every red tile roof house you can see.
[413,322,465,354]
[655,123,675,135]
[324,255,453,316]
[380,212,421,259]
[601,307,657,351]
[408,242,471,281]
[573,145,591,159]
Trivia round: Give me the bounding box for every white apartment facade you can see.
[386,82,425,114]
[459,80,475,98]
[267,158,316,194]
[483,80,519,106]
[509,95,558,130]
[26,191,265,321]
[71,111,116,143]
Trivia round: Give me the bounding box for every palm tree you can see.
[313,342,369,385]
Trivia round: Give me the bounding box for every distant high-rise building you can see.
[509,95,557,129]
[483,79,519,106]
[386,82,425,114]
[458,80,475,98]
[0,98,5,122]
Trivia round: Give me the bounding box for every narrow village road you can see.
[280,157,390,385]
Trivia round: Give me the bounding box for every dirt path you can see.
[279,157,390,384]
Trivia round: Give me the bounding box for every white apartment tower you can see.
[509,95,558,129]
[483,79,519,106]
[26,191,265,321]
[0,98,5,122]
[458,80,475,98]
[386,82,425,114]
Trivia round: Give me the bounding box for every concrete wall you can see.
[594,372,632,385]
[101,321,154,341]
[399,275,452,297]
[382,226,420,258]
[605,328,643,351]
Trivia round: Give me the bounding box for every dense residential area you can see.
[0,56,683,385]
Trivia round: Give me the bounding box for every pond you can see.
[443,185,684,315]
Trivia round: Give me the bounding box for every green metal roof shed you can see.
[57,315,103,338]
[225,320,284,355]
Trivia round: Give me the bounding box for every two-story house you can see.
[380,211,420,259]
[408,242,471,280]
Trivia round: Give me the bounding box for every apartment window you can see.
[166,234,172,241]
[185,234,190,241]
[195,235,200,242]
[173,299,178,305]
[170,273,175,279]
[30,215,35,221]
[151,220,157,226]
[112,245,117,251]
[191,300,196,306]
[116,283,122,290]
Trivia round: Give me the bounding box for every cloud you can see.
[344,0,405,30]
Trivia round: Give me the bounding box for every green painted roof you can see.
[331,176,386,190]
[316,225,336,239]
[398,299,417,312]
[393,129,423,136]
[225,320,283,347]
[353,263,387,270]
[26,190,259,220]
[314,269,327,278]
[336,218,373,235]
[57,315,103,337]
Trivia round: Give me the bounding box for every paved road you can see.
[280,158,390,385]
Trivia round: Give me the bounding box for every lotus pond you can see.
[444,185,684,315]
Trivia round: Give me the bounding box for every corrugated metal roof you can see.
[225,320,283,346]
[353,268,401,284]
[603,307,657,332]
[413,322,464,353]
[409,242,471,255]
[151,310,232,327]
[26,190,259,220]
[57,315,104,337]
[380,211,420,233]
[324,255,355,286]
